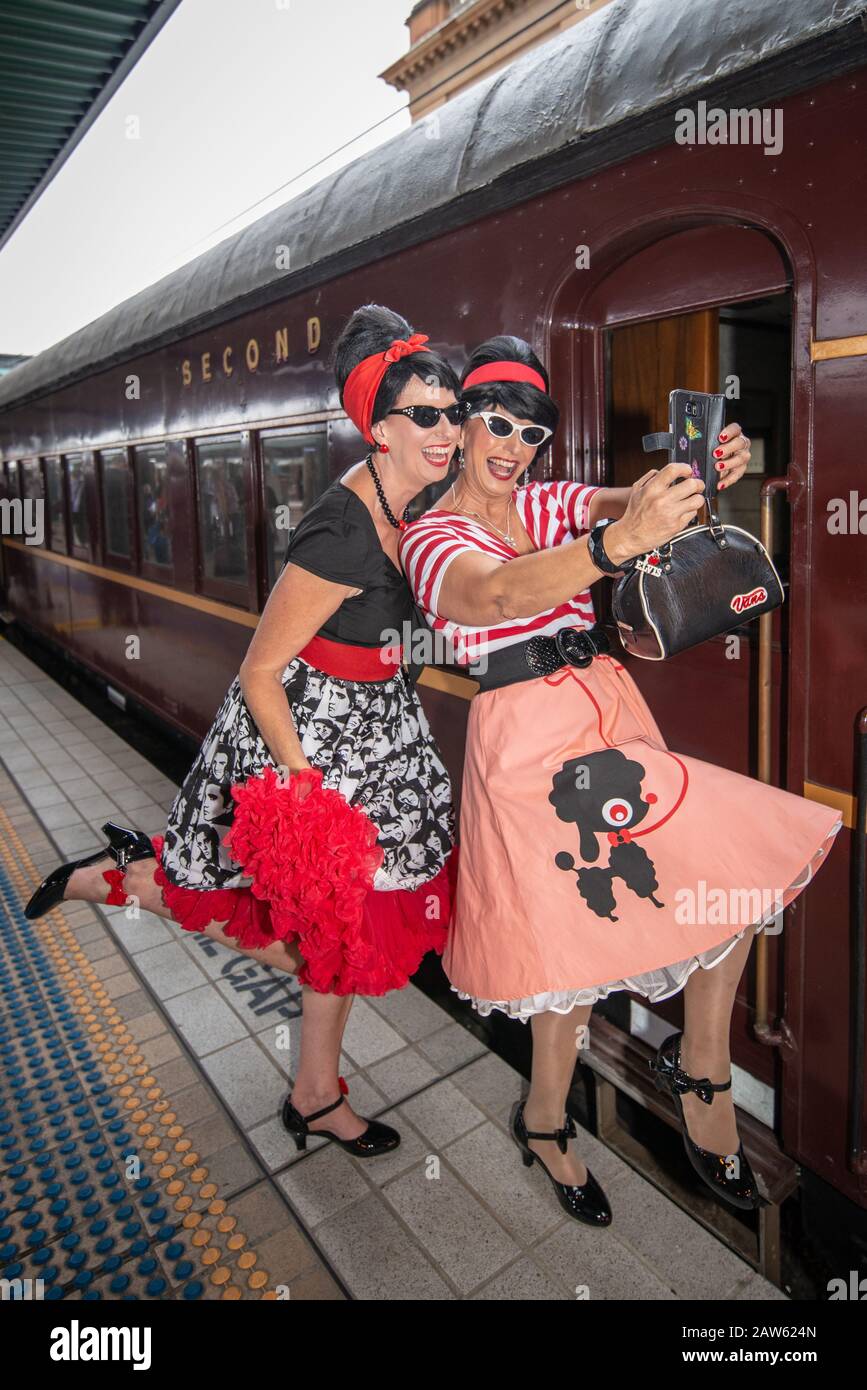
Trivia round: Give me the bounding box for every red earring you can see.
[378,442,390,453]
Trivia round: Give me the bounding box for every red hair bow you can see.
[383,332,429,364]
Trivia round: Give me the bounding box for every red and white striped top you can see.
[399,480,603,667]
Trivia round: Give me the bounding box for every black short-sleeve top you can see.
[283,469,414,647]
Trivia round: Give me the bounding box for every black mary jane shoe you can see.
[511,1099,612,1227]
[648,1031,764,1211]
[23,820,156,921]
[281,1081,400,1158]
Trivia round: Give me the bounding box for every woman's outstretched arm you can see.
[428,462,705,626]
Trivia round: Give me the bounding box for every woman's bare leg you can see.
[289,989,368,1141]
[524,1003,594,1184]
[63,853,367,1140]
[678,928,756,1154]
[63,853,305,975]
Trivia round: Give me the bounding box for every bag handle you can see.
[654,505,727,568]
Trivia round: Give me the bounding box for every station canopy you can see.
[0,0,181,251]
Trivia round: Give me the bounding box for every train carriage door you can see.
[552,223,798,1079]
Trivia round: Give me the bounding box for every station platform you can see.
[0,635,787,1301]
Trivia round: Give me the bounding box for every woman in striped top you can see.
[399,336,842,1225]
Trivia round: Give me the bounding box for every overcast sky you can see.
[0,0,414,357]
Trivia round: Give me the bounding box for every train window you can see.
[194,436,248,590]
[20,459,42,502]
[45,456,67,553]
[100,448,132,559]
[134,443,172,568]
[717,295,791,583]
[261,430,327,589]
[66,453,92,558]
[18,460,43,545]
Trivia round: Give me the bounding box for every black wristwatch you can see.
[587,519,636,576]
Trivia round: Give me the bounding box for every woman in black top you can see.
[25,305,463,1158]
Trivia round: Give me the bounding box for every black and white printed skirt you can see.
[152,658,458,996]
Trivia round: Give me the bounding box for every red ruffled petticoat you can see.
[150,765,458,997]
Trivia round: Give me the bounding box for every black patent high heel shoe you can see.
[23,820,156,920]
[281,1077,400,1158]
[648,1031,764,1211]
[511,1099,612,1226]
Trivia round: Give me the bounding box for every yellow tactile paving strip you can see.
[0,803,279,1300]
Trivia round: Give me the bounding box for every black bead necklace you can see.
[366,453,411,531]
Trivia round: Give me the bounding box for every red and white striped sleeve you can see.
[399,519,485,617]
[547,481,603,536]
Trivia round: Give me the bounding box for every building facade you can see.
[381,0,616,120]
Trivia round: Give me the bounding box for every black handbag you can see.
[611,417,784,660]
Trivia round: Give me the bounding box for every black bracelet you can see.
[587,520,636,576]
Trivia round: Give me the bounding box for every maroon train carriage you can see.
[1,0,866,1264]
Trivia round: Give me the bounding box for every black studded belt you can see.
[470,623,611,692]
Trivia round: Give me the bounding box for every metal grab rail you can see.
[754,477,790,1045]
[850,709,867,1174]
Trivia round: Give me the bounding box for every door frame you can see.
[543,198,819,1142]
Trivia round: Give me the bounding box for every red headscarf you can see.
[343,333,431,444]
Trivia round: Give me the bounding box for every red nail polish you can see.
[715,462,723,470]
[713,448,724,457]
[719,433,728,441]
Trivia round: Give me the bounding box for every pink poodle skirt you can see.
[445,653,843,1022]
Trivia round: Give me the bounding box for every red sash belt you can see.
[296,633,403,681]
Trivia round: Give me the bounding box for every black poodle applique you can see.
[549,748,664,921]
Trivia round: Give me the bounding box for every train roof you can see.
[2,0,866,413]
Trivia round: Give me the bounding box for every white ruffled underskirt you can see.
[451,845,822,1025]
